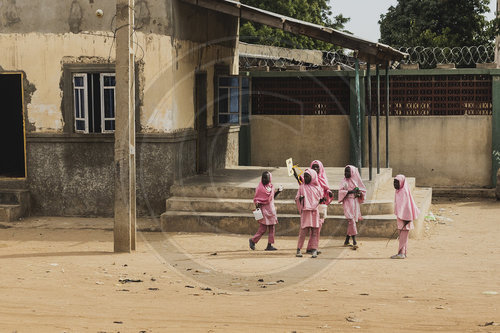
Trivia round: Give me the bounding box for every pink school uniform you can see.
[311,160,334,206]
[306,160,334,252]
[295,169,323,255]
[250,172,278,247]
[338,165,367,238]
[393,174,420,257]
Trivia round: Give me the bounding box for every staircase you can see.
[161,167,432,238]
[0,179,30,222]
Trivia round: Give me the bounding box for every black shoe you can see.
[306,249,313,254]
[249,239,255,250]
[265,244,277,251]
[311,250,318,258]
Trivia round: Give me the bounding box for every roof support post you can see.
[350,59,362,173]
[376,64,381,174]
[385,62,390,168]
[366,63,373,181]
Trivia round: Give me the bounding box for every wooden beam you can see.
[198,0,241,17]
[241,7,284,29]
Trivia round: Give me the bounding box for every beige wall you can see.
[250,115,492,187]
[0,0,239,134]
[0,33,116,132]
[138,34,237,132]
[367,116,492,187]
[0,32,236,133]
[250,115,351,167]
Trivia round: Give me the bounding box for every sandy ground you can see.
[0,198,499,333]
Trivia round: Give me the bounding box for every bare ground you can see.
[0,198,499,332]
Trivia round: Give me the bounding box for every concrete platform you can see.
[166,197,394,216]
[174,166,393,200]
[161,167,433,238]
[162,210,398,237]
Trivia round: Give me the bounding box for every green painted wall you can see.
[239,124,251,165]
[492,76,500,187]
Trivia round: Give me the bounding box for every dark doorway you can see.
[195,72,208,174]
[0,74,25,178]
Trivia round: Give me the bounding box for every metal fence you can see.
[252,76,351,115]
[251,74,493,116]
[371,74,492,116]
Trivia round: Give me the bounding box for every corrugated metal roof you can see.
[180,0,407,64]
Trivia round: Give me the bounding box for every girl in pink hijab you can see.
[306,160,334,255]
[391,174,420,259]
[295,169,323,258]
[249,171,282,251]
[338,165,366,249]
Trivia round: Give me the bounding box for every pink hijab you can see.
[338,165,367,203]
[254,172,274,205]
[394,174,420,221]
[310,160,333,204]
[296,169,323,211]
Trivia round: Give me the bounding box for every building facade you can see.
[0,0,242,216]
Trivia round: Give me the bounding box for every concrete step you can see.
[170,184,324,200]
[172,167,394,201]
[0,188,29,204]
[0,178,27,189]
[0,204,23,222]
[170,172,395,201]
[432,187,495,199]
[373,177,416,199]
[165,197,394,215]
[0,189,30,221]
[160,211,397,238]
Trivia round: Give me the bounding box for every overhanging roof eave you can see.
[181,0,407,63]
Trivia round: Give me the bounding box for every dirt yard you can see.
[0,198,499,332]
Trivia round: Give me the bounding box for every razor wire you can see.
[399,45,495,68]
[239,44,496,70]
[239,45,357,70]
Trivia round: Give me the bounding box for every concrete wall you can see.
[26,132,197,216]
[365,116,492,187]
[249,114,492,187]
[25,126,238,217]
[239,42,323,66]
[497,168,500,199]
[250,115,351,167]
[0,0,240,216]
